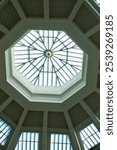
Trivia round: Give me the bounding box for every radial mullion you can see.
[32,40,45,51]
[68,54,83,60]
[42,30,47,50]
[56,63,71,81]
[53,32,61,44]
[61,66,71,80]
[33,74,39,86]
[52,57,68,83]
[51,36,68,51]
[48,30,49,50]
[30,65,44,84]
[62,61,75,77]
[16,62,30,72]
[24,36,36,48]
[13,29,84,88]
[27,62,39,79]
[47,58,49,86]
[30,31,39,40]
[38,31,45,44]
[42,66,44,86]
[19,39,29,47]
[29,47,44,53]
[23,63,36,78]
[23,36,33,46]
[50,58,54,86]
[53,65,60,86]
[58,37,70,51]
[50,32,63,50]
[25,57,45,76]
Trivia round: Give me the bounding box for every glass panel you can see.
[50,133,73,150]
[84,140,91,149]
[79,123,100,150]
[15,132,39,150]
[0,118,11,146]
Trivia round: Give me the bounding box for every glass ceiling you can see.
[13,30,84,87]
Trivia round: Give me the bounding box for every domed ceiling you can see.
[0,0,100,150]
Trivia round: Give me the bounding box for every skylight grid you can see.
[50,133,73,150]
[80,123,100,150]
[15,132,39,150]
[13,30,84,87]
[0,118,11,146]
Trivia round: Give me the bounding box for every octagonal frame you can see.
[6,30,88,103]
[0,19,99,109]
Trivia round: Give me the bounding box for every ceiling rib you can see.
[85,23,100,37]
[64,111,81,150]
[77,132,85,150]
[10,0,26,19]
[0,97,12,112]
[0,23,9,34]
[7,109,27,150]
[69,0,84,21]
[85,0,100,19]
[42,111,48,150]
[0,0,100,148]
[79,100,100,130]
[44,0,49,19]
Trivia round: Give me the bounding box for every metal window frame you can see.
[13,30,84,88]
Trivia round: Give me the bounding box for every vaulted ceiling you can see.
[0,0,100,150]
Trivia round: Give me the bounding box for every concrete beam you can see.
[7,109,27,150]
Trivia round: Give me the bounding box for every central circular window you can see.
[13,30,84,88]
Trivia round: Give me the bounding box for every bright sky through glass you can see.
[50,133,73,150]
[80,123,100,150]
[0,118,11,146]
[15,132,39,150]
[13,30,84,87]
[94,0,100,6]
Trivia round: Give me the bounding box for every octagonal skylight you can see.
[13,30,84,87]
[6,29,87,103]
